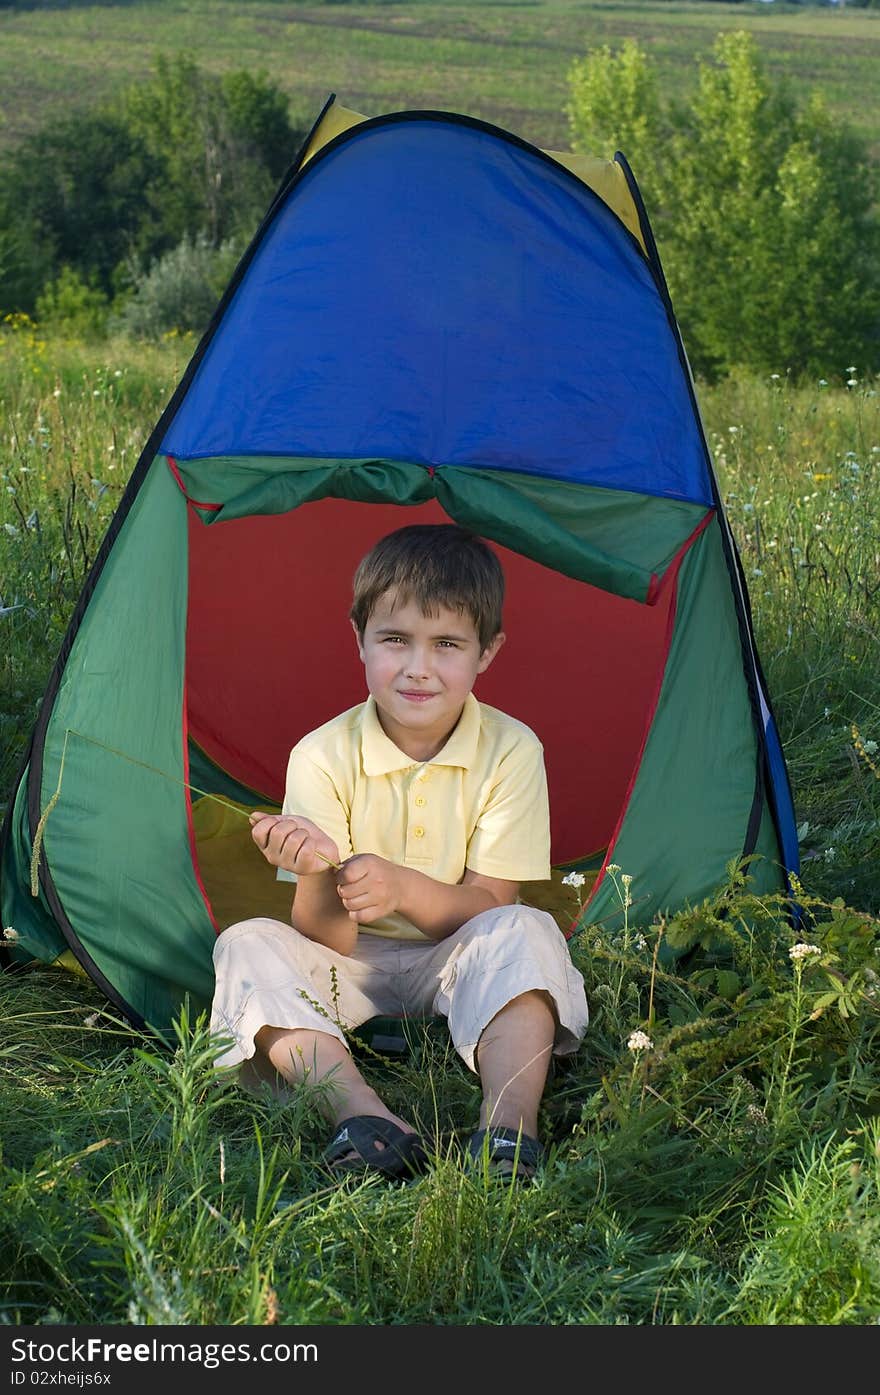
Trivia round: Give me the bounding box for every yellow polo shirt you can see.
[277,693,551,940]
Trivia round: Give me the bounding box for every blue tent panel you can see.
[163,117,712,505]
[761,701,801,886]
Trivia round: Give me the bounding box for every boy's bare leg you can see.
[254,1026,417,1157]
[475,990,556,1150]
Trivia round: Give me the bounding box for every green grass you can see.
[2,329,880,1325]
[3,893,880,1323]
[2,1,880,159]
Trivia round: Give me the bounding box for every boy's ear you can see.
[351,617,366,661]
[477,631,505,674]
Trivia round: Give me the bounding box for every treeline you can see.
[0,54,305,338]
[568,31,880,379]
[1,35,879,379]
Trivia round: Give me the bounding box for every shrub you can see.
[35,268,109,340]
[111,233,243,339]
[0,54,303,319]
[566,32,880,381]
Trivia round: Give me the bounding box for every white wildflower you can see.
[2,926,19,941]
[635,934,648,952]
[627,1029,653,1053]
[789,943,821,963]
[562,872,587,889]
[606,863,621,875]
[83,1013,100,1028]
[863,739,878,756]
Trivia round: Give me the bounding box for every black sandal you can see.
[466,1127,545,1181]
[323,1115,428,1179]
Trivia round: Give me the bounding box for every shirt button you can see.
[415,796,426,807]
[413,826,425,838]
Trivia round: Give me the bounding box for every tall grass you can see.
[2,326,880,1325]
[705,368,880,909]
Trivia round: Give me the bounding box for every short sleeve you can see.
[465,734,551,882]
[275,742,355,884]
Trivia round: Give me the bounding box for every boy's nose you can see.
[404,649,431,679]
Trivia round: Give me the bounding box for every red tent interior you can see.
[185,498,675,865]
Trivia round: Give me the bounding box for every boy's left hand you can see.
[336,854,402,924]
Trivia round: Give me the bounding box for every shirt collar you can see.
[361,693,481,776]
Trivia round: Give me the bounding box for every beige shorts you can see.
[210,903,589,1076]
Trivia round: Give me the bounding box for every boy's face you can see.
[353,592,504,759]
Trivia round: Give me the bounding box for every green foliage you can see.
[0,110,163,312]
[567,31,880,380]
[723,1131,880,1324]
[35,268,109,340]
[118,54,295,252]
[566,37,663,179]
[0,53,302,319]
[111,232,243,339]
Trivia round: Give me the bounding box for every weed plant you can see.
[2,328,880,1325]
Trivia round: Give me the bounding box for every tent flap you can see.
[172,454,709,604]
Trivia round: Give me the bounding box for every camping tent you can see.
[1,97,799,1037]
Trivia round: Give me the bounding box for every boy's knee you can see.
[211,916,302,965]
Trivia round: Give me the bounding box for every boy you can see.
[210,524,589,1180]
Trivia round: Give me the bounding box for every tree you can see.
[0,54,303,317]
[0,112,162,312]
[566,32,880,379]
[119,54,298,251]
[566,38,664,186]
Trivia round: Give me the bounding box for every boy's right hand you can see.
[248,812,340,877]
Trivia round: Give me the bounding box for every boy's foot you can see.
[323,1115,428,1179]
[466,1127,545,1182]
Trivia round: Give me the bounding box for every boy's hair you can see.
[350,524,504,652]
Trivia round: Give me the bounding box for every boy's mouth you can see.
[398,690,437,702]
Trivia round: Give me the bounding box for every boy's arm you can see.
[336,856,518,941]
[249,813,359,955]
[292,866,360,955]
